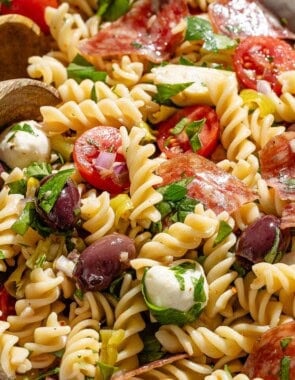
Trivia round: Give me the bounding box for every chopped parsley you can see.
[280,356,290,380]
[281,337,292,350]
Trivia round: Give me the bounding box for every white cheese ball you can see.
[0,120,50,169]
[144,261,209,312]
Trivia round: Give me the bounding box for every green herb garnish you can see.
[153,82,194,105]
[37,168,74,214]
[25,162,52,179]
[67,54,107,83]
[97,0,131,21]
[280,356,290,380]
[214,220,233,246]
[185,16,236,52]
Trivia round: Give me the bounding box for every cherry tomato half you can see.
[73,126,130,195]
[0,0,58,34]
[0,285,15,321]
[156,105,220,158]
[233,36,295,95]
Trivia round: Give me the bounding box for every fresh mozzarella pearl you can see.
[0,120,50,169]
[144,261,208,312]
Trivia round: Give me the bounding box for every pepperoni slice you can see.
[78,0,188,66]
[208,0,295,40]
[259,132,295,201]
[156,153,257,215]
[243,322,295,379]
[281,202,295,229]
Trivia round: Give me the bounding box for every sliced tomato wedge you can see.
[73,126,130,195]
[156,105,220,158]
[233,36,295,95]
[0,0,58,34]
[0,285,15,321]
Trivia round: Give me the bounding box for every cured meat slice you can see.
[156,153,257,215]
[259,132,295,201]
[243,321,295,379]
[78,0,188,67]
[281,202,295,229]
[208,0,295,40]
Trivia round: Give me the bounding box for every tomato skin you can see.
[156,105,220,158]
[0,0,58,34]
[73,126,130,195]
[0,286,15,321]
[233,36,295,95]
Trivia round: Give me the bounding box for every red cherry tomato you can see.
[156,105,220,158]
[233,36,295,95]
[0,0,58,34]
[243,321,295,380]
[0,286,15,321]
[73,126,130,195]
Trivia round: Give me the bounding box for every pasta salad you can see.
[0,0,295,379]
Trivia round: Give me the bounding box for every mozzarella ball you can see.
[0,120,50,169]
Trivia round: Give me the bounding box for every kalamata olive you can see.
[236,215,290,270]
[36,177,80,231]
[73,233,136,292]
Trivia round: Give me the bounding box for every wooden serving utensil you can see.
[0,14,49,81]
[0,78,60,129]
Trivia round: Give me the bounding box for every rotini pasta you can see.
[2,1,295,379]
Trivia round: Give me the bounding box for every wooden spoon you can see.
[0,14,49,81]
[0,78,60,129]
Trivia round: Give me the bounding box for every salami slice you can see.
[208,0,295,40]
[78,0,188,67]
[243,321,295,379]
[156,153,257,215]
[281,202,295,229]
[259,132,295,201]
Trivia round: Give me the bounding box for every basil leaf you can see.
[37,168,74,214]
[157,178,193,202]
[8,179,27,195]
[98,0,130,21]
[74,288,84,300]
[264,227,280,264]
[280,356,290,380]
[25,162,52,179]
[10,122,36,135]
[179,56,195,66]
[0,250,5,259]
[91,85,97,102]
[185,119,205,152]
[171,117,190,135]
[139,326,165,365]
[281,337,292,350]
[11,201,35,235]
[213,220,233,246]
[193,275,206,303]
[153,82,194,105]
[185,16,236,52]
[170,262,196,291]
[185,16,212,41]
[67,54,107,83]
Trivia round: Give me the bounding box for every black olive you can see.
[236,215,290,269]
[73,233,136,292]
[36,177,80,231]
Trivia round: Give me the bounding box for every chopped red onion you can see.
[257,80,272,95]
[93,151,116,171]
[113,162,130,186]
